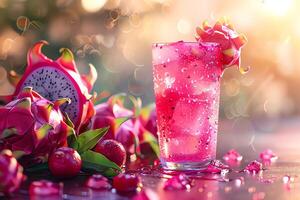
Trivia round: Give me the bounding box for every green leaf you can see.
[115,117,131,129]
[81,150,121,171]
[67,132,78,149]
[128,95,142,117]
[143,131,160,157]
[25,163,49,173]
[76,127,109,153]
[81,162,119,178]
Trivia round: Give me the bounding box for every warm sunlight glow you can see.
[263,0,293,16]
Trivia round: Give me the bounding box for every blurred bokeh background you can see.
[0,0,298,134]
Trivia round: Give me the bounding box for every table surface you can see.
[5,117,300,200]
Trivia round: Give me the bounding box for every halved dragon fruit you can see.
[0,87,74,166]
[0,149,25,196]
[196,18,247,69]
[13,41,97,133]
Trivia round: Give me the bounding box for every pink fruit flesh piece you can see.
[260,149,278,162]
[13,41,96,132]
[29,180,63,196]
[86,174,111,190]
[223,149,243,162]
[201,160,230,174]
[0,150,24,195]
[163,174,192,191]
[243,160,263,174]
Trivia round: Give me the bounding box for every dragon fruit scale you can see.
[92,100,140,155]
[13,41,97,133]
[0,149,25,196]
[0,87,74,165]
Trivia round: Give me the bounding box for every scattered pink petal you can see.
[163,174,193,191]
[223,149,243,162]
[260,149,278,163]
[243,160,263,174]
[29,180,63,197]
[201,160,231,174]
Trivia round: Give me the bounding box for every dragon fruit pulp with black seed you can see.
[0,87,74,166]
[196,17,247,69]
[29,180,63,197]
[13,41,97,133]
[0,149,24,196]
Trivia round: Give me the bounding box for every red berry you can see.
[48,147,82,178]
[113,173,142,193]
[86,174,112,190]
[94,139,126,167]
[29,180,63,196]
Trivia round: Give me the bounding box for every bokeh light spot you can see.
[81,0,107,13]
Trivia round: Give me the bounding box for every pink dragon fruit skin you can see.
[92,103,116,140]
[0,87,74,166]
[144,109,158,138]
[0,149,25,195]
[12,41,97,133]
[92,100,140,154]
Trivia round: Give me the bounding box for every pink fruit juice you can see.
[152,41,223,170]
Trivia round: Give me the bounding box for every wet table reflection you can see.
[9,118,300,200]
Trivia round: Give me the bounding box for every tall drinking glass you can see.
[152,41,223,171]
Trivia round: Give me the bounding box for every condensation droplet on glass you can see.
[181,67,187,73]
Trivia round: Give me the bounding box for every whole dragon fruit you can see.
[12,41,97,133]
[92,96,159,156]
[92,104,138,155]
[0,149,24,196]
[91,96,139,154]
[0,87,74,165]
